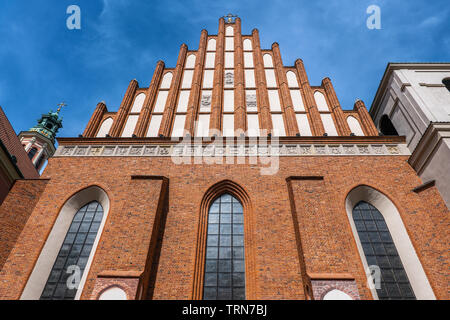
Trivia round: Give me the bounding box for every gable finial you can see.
[223,13,238,23]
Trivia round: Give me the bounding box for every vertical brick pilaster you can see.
[322,77,351,136]
[159,44,187,137]
[272,43,299,136]
[134,60,165,137]
[185,30,208,135]
[83,101,108,137]
[209,18,225,135]
[109,79,139,137]
[295,59,325,136]
[354,99,379,136]
[252,28,272,135]
[234,18,246,133]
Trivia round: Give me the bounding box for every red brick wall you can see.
[0,107,39,179]
[0,179,49,269]
[0,154,448,299]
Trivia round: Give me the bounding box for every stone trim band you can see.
[55,143,410,158]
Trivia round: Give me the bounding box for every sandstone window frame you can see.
[352,200,415,300]
[20,186,111,300]
[345,185,436,300]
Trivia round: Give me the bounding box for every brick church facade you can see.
[0,16,448,300]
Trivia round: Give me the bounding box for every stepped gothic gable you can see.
[0,16,448,301]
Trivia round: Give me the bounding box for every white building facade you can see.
[370,63,450,209]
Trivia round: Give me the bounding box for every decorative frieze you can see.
[55,143,410,158]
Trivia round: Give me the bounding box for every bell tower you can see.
[18,103,64,171]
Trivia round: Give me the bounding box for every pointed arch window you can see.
[40,201,104,300]
[203,193,245,300]
[352,201,415,300]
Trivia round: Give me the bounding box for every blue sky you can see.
[0,0,449,138]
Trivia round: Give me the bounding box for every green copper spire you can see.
[29,103,65,143]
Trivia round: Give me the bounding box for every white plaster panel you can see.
[223,114,234,137]
[207,38,216,51]
[263,54,273,67]
[130,93,146,113]
[203,70,214,88]
[181,70,194,89]
[286,71,299,88]
[347,116,365,136]
[245,70,255,87]
[268,90,281,112]
[243,39,252,50]
[225,52,234,68]
[177,90,190,113]
[223,90,234,112]
[172,115,186,137]
[247,114,260,137]
[205,52,215,68]
[296,114,312,136]
[314,91,329,111]
[290,89,305,111]
[320,113,338,136]
[121,115,139,137]
[244,52,254,68]
[196,114,210,137]
[225,37,234,51]
[185,54,196,68]
[146,115,162,137]
[96,118,113,137]
[271,114,286,136]
[153,91,168,113]
[265,69,277,87]
[160,72,173,89]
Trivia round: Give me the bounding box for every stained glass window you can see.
[40,201,104,300]
[353,201,415,300]
[203,194,245,300]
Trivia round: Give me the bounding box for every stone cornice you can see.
[369,62,450,119]
[408,122,450,174]
[57,135,406,146]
